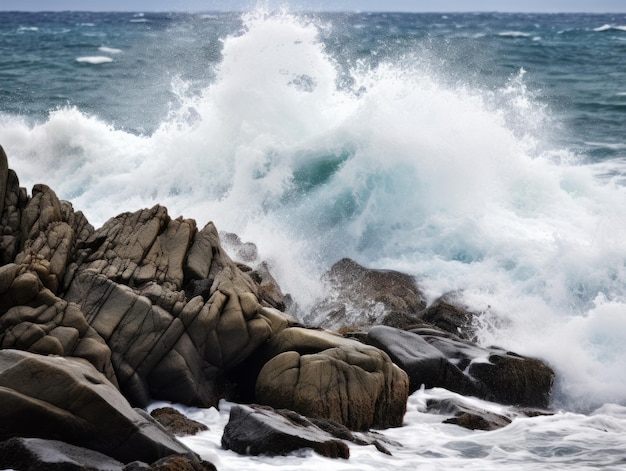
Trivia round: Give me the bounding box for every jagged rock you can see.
[0,437,126,471]
[0,349,195,464]
[248,261,288,311]
[0,145,8,218]
[220,232,259,263]
[308,258,427,331]
[255,327,409,430]
[366,325,554,408]
[222,404,350,458]
[427,398,512,431]
[0,265,118,385]
[0,146,29,265]
[150,407,209,436]
[62,208,289,407]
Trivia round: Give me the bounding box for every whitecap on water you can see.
[76,56,113,64]
[98,46,122,54]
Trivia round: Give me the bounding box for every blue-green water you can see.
[1,11,626,469]
[1,12,624,153]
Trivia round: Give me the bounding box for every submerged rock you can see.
[427,398,512,431]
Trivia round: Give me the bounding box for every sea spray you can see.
[2,9,626,411]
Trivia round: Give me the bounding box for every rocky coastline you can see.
[0,145,554,470]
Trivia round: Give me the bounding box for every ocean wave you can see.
[76,56,114,64]
[17,26,39,33]
[98,46,122,54]
[593,24,626,32]
[3,9,626,412]
[498,31,532,37]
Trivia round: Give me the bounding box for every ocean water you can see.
[1,8,626,469]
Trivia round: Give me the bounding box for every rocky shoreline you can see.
[0,145,554,470]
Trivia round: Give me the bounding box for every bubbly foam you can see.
[2,10,626,411]
[76,56,113,64]
[98,46,122,54]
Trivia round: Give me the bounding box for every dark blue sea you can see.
[1,9,626,470]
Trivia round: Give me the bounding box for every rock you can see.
[0,437,126,471]
[365,325,476,395]
[427,398,512,431]
[150,407,209,436]
[0,265,118,385]
[0,153,29,265]
[366,325,554,408]
[308,258,427,331]
[0,145,8,218]
[418,328,555,408]
[248,261,288,311]
[0,349,195,464]
[255,327,409,430]
[220,232,259,263]
[63,209,289,407]
[418,293,478,340]
[148,455,217,471]
[222,404,350,458]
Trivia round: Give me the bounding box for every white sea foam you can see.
[148,389,626,470]
[76,56,113,64]
[498,31,532,37]
[98,46,122,54]
[594,24,626,32]
[2,9,626,413]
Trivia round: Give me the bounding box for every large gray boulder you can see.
[255,327,409,430]
[0,349,195,464]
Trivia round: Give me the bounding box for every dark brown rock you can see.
[366,325,555,408]
[0,437,126,471]
[309,258,427,331]
[148,455,217,471]
[150,407,209,436]
[0,157,29,265]
[365,325,477,395]
[0,349,195,464]
[222,404,350,458]
[427,398,512,431]
[419,293,477,340]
